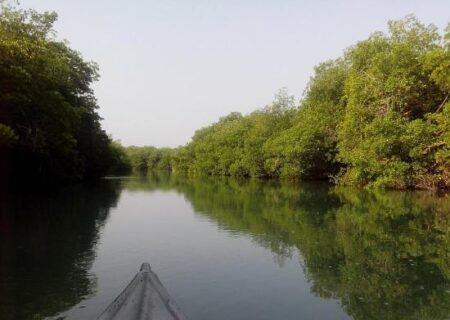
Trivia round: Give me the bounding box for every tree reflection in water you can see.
[1,173,449,320]
[127,173,450,320]
[0,180,121,320]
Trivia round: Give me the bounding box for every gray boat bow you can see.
[97,263,186,320]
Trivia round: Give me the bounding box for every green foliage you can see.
[264,60,349,179]
[125,145,174,173]
[0,5,130,182]
[180,88,297,177]
[143,15,447,190]
[0,123,18,147]
[108,140,132,175]
[138,15,449,190]
[337,16,450,189]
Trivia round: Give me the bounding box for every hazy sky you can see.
[19,0,450,147]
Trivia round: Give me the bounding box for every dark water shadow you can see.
[0,180,122,320]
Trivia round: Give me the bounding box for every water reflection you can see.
[127,173,450,320]
[333,189,450,320]
[0,181,121,320]
[1,173,449,320]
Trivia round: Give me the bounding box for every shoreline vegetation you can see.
[0,3,449,190]
[0,4,131,183]
[126,16,450,191]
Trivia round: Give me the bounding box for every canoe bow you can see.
[97,263,186,320]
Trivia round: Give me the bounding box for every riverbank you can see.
[124,16,450,191]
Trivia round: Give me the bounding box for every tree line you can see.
[1,5,448,190]
[0,4,131,183]
[128,16,450,190]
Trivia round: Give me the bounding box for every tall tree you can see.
[0,4,130,182]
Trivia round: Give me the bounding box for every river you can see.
[0,173,449,320]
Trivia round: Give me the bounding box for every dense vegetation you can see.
[0,4,130,183]
[1,4,448,191]
[128,16,450,190]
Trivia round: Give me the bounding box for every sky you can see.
[18,0,450,147]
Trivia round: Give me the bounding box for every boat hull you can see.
[97,263,186,320]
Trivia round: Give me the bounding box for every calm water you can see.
[1,174,449,320]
